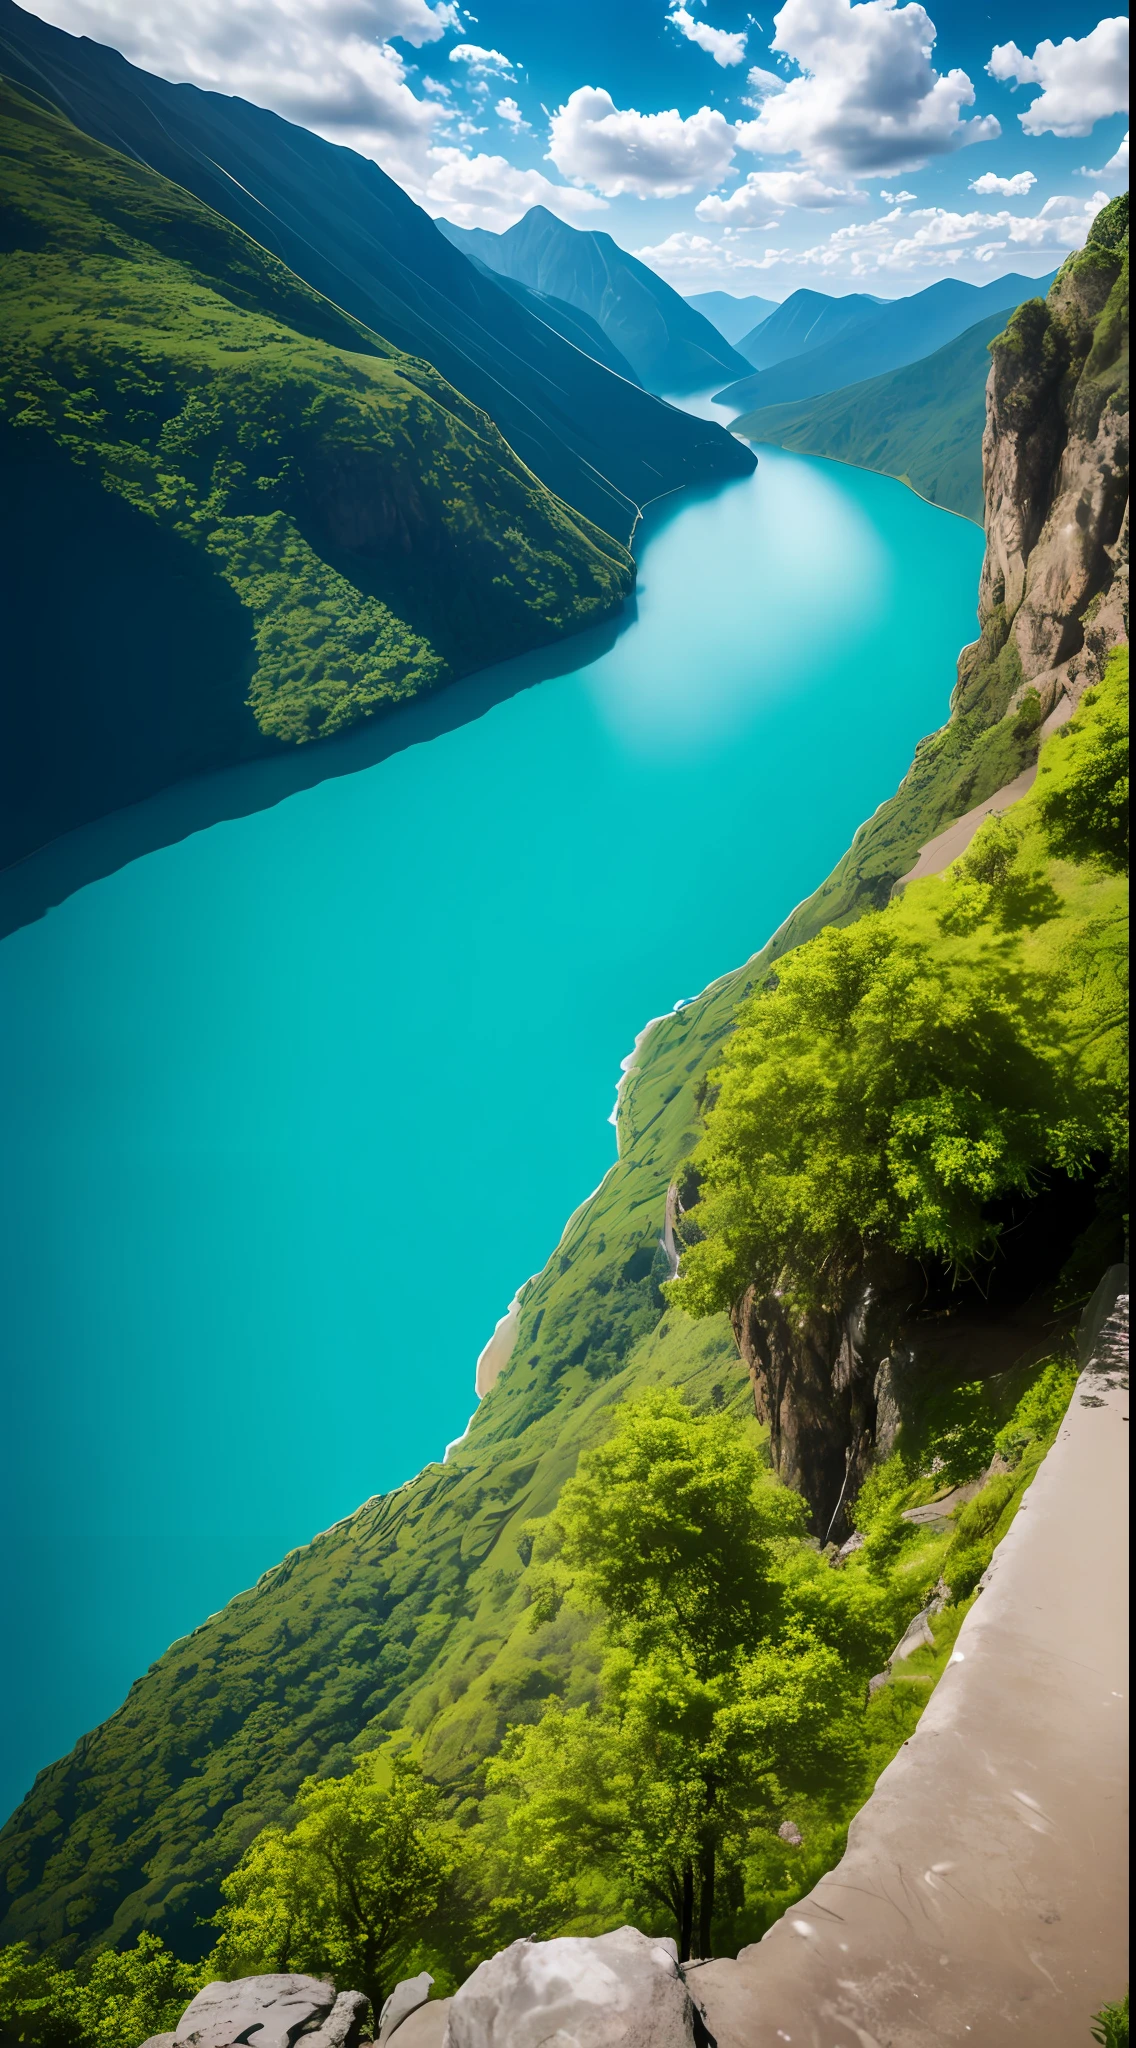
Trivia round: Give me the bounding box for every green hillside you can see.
[731,305,1016,521]
[0,82,633,862]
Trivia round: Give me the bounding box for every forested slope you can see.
[0,203,1127,1982]
[0,83,634,864]
[0,0,753,546]
[731,305,1018,521]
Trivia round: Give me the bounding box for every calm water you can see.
[0,449,983,1817]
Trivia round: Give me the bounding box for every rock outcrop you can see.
[442,1927,709,2047]
[976,192,1128,723]
[144,1975,370,2048]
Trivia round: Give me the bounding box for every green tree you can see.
[0,1946,83,2048]
[212,1754,459,2016]
[0,1936,204,2048]
[495,1394,872,1960]
[1034,648,1128,875]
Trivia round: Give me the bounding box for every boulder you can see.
[304,1990,371,2047]
[777,1821,802,1847]
[173,1974,335,2048]
[443,1926,703,2046]
[139,2037,177,2047]
[379,1973,434,2042]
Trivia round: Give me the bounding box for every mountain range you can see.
[0,0,751,547]
[715,270,1059,409]
[731,302,1023,521]
[682,291,777,347]
[437,207,753,393]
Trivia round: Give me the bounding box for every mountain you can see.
[715,270,1059,410]
[735,287,884,370]
[0,0,753,546]
[731,304,1020,521]
[2,205,1126,1971]
[684,290,777,346]
[436,208,753,394]
[0,81,635,866]
[474,271,642,383]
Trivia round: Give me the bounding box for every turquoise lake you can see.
[0,447,984,1817]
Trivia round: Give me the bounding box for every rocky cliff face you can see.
[977,194,1128,722]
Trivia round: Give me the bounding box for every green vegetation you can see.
[0,81,632,856]
[1093,1991,1130,2047]
[0,1934,207,2047]
[732,303,1015,521]
[1035,647,1129,873]
[671,666,1129,1320]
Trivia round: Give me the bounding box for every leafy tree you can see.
[1034,648,1128,875]
[494,1394,873,1959]
[0,1936,204,2048]
[212,1754,459,2016]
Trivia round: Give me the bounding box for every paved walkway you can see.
[692,1275,1130,2048]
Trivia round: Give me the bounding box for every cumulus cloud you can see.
[28,0,455,188]
[988,19,1128,138]
[547,85,736,198]
[668,5,748,68]
[969,169,1036,196]
[698,168,864,218]
[780,189,1108,275]
[425,150,609,230]
[631,229,776,286]
[744,64,786,98]
[1078,129,1129,177]
[494,96,529,131]
[735,0,1000,174]
[448,42,515,77]
[879,187,916,201]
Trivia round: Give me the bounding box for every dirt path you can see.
[691,1276,1130,2048]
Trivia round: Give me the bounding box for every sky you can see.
[23,0,1129,296]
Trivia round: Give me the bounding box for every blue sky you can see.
[28,0,1129,295]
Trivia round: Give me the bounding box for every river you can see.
[0,445,984,1818]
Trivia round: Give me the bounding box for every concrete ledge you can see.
[692,1288,1130,2047]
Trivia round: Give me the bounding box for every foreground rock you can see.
[444,1926,707,2046]
[143,1974,369,2048]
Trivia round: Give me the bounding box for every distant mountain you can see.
[461,263,642,383]
[684,290,777,346]
[715,271,1059,410]
[0,80,636,864]
[731,304,1021,521]
[735,288,885,370]
[0,0,752,544]
[438,208,753,393]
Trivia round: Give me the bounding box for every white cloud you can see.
[449,42,515,76]
[424,150,609,230]
[969,169,1036,196]
[668,5,748,68]
[744,64,786,98]
[547,85,736,198]
[779,189,1108,275]
[495,96,530,131]
[988,19,1128,138]
[879,187,915,201]
[1078,129,1129,177]
[735,0,1000,174]
[698,168,864,218]
[28,0,455,189]
[631,229,777,286]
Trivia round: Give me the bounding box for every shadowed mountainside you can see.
[0,0,752,546]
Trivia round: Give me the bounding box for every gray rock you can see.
[777,1821,803,1847]
[379,1973,434,2042]
[305,1989,372,2047]
[139,2036,177,2048]
[174,1974,335,2048]
[443,1925,699,2046]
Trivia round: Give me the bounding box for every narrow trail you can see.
[691,1271,1130,2047]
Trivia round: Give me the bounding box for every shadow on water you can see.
[0,598,639,942]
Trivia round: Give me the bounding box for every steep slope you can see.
[0,83,634,864]
[0,0,752,545]
[735,287,883,371]
[716,270,1057,410]
[437,208,751,393]
[731,303,1019,521]
[2,209,1126,1970]
[473,271,641,383]
[684,291,777,346]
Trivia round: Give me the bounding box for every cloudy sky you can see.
[25,0,1129,296]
